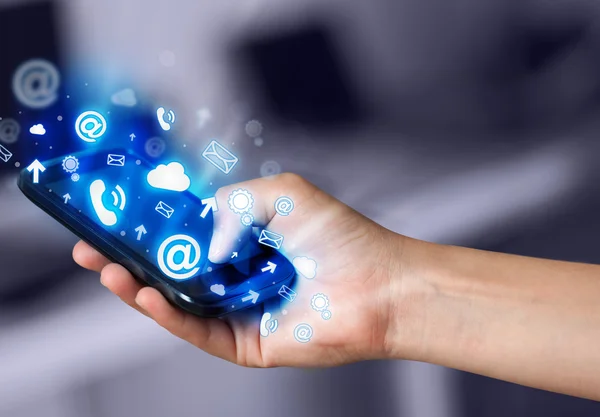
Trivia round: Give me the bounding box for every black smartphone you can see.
[17,148,295,317]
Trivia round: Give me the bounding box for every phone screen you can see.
[29,149,289,305]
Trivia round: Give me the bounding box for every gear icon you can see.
[310,293,330,312]
[241,213,254,227]
[62,156,79,173]
[228,189,254,214]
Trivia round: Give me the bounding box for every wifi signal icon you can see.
[157,107,176,131]
[260,312,279,338]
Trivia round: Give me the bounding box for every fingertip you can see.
[134,286,166,314]
[73,241,110,272]
[100,263,135,294]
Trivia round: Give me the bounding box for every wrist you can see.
[380,236,444,362]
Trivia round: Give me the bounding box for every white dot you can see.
[207,267,213,272]
[49,146,53,149]
[136,160,141,165]
[48,189,52,193]
[120,231,126,236]
[254,137,264,147]
[66,95,70,99]
[14,162,20,168]
[282,310,288,316]
[159,50,176,67]
[126,177,130,180]
[146,249,150,253]
[85,83,88,86]
[57,115,63,121]
[184,223,188,227]
[183,144,187,148]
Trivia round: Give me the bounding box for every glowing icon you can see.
[89,179,126,227]
[278,285,297,303]
[12,59,60,109]
[245,120,263,138]
[111,88,137,107]
[0,118,21,145]
[63,193,71,205]
[261,262,277,274]
[157,234,201,280]
[241,213,254,227]
[147,162,190,192]
[310,293,332,320]
[260,312,279,337]
[75,111,107,143]
[155,201,175,219]
[71,173,80,182]
[260,160,281,177]
[293,256,317,279]
[134,225,147,241]
[210,284,226,296]
[258,230,283,250]
[157,107,176,131]
[107,154,126,167]
[200,197,218,219]
[29,124,46,136]
[231,252,239,259]
[62,156,79,173]
[228,189,254,214]
[129,133,136,141]
[27,160,46,184]
[275,196,294,216]
[242,290,260,304]
[145,137,166,158]
[294,323,313,344]
[310,293,329,312]
[0,144,13,163]
[202,140,239,175]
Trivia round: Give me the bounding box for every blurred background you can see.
[2,0,600,415]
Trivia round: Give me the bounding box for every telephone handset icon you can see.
[90,179,127,227]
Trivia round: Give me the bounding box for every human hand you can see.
[73,174,406,368]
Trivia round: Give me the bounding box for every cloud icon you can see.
[147,162,191,192]
[293,256,317,279]
[29,124,46,135]
[210,284,226,296]
[111,88,137,107]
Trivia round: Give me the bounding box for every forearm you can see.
[387,236,600,400]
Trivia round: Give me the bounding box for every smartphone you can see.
[18,148,295,318]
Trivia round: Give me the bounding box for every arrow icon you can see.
[242,290,260,304]
[231,252,238,259]
[134,225,147,241]
[27,160,46,184]
[261,262,277,274]
[200,197,218,219]
[129,133,136,141]
[63,193,71,204]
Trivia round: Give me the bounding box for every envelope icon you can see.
[202,140,239,175]
[0,144,12,163]
[258,230,284,250]
[278,285,297,303]
[107,154,126,167]
[155,201,175,219]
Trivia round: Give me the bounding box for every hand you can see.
[73,174,405,368]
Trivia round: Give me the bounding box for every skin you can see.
[73,173,600,401]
